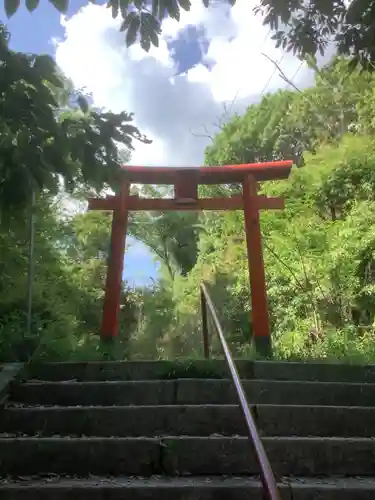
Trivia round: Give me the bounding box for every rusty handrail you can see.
[200,282,281,500]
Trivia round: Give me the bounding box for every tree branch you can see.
[188,125,214,141]
[261,53,303,93]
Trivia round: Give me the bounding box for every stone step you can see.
[25,360,375,383]
[0,436,374,477]
[2,404,375,438]
[1,476,375,500]
[10,379,375,407]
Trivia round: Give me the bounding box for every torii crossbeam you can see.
[88,160,293,355]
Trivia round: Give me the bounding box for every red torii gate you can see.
[88,161,293,354]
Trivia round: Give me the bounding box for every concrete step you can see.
[1,476,375,500]
[10,379,375,407]
[25,360,375,383]
[0,436,375,477]
[2,404,375,438]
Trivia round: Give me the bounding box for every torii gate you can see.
[88,161,293,354]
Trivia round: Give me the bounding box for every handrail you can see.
[200,282,281,500]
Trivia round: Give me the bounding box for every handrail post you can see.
[26,189,36,339]
[200,288,210,359]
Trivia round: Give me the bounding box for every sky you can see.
[1,0,333,287]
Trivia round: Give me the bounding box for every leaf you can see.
[120,10,138,32]
[48,0,68,13]
[140,13,160,46]
[33,54,60,83]
[4,0,20,17]
[125,15,140,47]
[151,0,158,16]
[148,24,159,47]
[119,0,130,16]
[165,0,180,20]
[77,95,89,113]
[33,54,54,71]
[26,0,40,12]
[140,14,155,51]
[140,35,151,52]
[179,0,191,11]
[106,0,119,18]
[143,12,161,34]
[157,0,165,19]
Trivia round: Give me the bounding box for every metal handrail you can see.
[200,282,281,500]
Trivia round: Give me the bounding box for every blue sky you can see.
[1,1,207,287]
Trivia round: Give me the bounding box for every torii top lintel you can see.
[88,160,293,212]
[121,160,293,185]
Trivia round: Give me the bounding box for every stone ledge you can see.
[1,475,375,500]
[0,436,375,477]
[11,378,375,407]
[2,404,375,438]
[26,359,375,383]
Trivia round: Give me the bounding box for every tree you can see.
[254,0,375,69]
[63,209,140,343]
[0,22,146,361]
[129,186,200,279]
[0,192,141,362]
[156,62,375,361]
[204,57,375,167]
[3,0,236,52]
[0,23,150,217]
[194,134,375,360]
[6,0,375,69]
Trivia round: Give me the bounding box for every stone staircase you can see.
[1,359,375,498]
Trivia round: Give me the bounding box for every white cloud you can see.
[55,0,333,169]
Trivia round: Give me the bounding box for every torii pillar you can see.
[101,181,130,340]
[243,174,271,354]
[88,161,293,356]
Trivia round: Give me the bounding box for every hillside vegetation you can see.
[2,21,375,363]
[129,58,375,363]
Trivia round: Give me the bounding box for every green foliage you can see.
[130,197,200,279]
[154,359,224,379]
[0,23,149,216]
[157,135,375,362]
[205,58,375,168]
[3,0,236,52]
[130,59,375,363]
[6,0,375,68]
[274,325,375,365]
[128,282,179,359]
[0,24,146,362]
[0,195,141,362]
[0,19,207,363]
[255,0,375,69]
